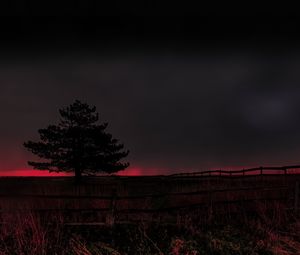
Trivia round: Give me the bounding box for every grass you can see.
[0,175,299,254]
[0,201,299,254]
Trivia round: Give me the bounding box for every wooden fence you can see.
[0,166,299,226]
[169,165,300,177]
[0,183,297,226]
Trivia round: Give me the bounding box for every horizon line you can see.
[1,165,300,177]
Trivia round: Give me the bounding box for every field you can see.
[0,172,299,254]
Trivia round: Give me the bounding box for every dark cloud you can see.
[1,47,300,174]
[1,15,300,174]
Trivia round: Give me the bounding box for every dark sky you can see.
[1,15,300,175]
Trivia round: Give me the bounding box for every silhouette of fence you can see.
[0,166,299,226]
[0,184,297,226]
[169,165,300,177]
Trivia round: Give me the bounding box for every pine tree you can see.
[24,100,129,182]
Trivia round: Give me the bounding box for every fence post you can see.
[106,189,117,226]
[295,181,299,213]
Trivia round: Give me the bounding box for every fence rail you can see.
[169,165,300,177]
[0,185,292,200]
[0,168,299,226]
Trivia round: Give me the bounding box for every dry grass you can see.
[0,175,299,254]
[0,201,298,254]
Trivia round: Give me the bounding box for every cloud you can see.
[1,50,300,174]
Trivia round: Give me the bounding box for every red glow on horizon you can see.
[0,167,165,177]
[118,167,169,176]
[2,165,296,177]
[118,167,142,176]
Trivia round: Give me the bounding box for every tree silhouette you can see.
[24,100,129,182]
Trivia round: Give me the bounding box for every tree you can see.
[24,100,129,182]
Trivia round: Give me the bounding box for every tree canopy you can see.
[24,100,129,181]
